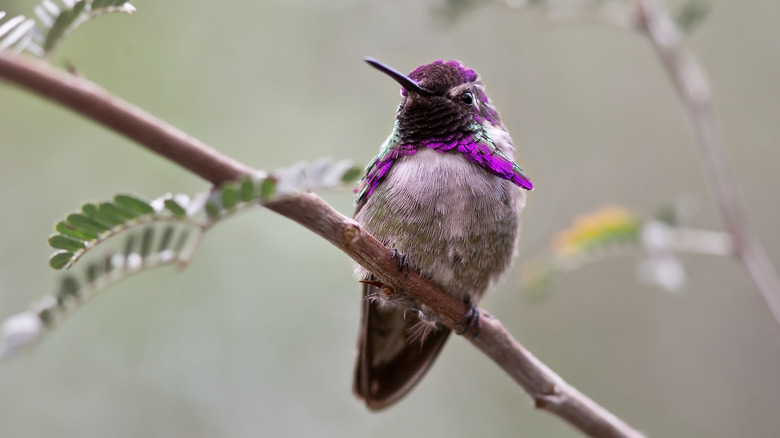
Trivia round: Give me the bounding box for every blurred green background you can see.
[1,0,779,437]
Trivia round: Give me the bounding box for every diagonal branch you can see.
[636,0,780,328]
[0,51,643,438]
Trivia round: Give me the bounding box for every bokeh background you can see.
[1,0,779,436]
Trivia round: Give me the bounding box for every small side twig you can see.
[0,51,643,438]
[636,0,780,328]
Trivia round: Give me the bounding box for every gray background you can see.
[1,0,779,436]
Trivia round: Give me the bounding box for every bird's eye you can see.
[460,92,474,106]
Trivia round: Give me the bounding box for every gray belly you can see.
[355,148,524,302]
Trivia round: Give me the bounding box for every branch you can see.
[0,51,643,438]
[636,0,780,328]
[0,53,254,183]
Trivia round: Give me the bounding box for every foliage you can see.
[520,203,732,299]
[0,159,361,359]
[0,0,135,56]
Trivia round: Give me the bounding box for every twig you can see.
[0,51,643,437]
[636,0,780,328]
[0,54,254,182]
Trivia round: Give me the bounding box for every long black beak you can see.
[365,57,434,96]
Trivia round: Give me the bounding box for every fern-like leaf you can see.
[0,12,39,54]
[1,159,361,359]
[42,0,135,55]
[0,0,135,57]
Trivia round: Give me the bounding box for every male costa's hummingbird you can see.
[353,58,533,410]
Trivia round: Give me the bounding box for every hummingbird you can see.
[353,58,533,410]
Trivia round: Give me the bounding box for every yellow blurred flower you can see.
[553,205,641,257]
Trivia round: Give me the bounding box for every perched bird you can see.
[353,58,533,410]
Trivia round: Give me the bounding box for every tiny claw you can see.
[390,249,411,276]
[359,278,393,295]
[456,305,481,337]
[359,279,385,289]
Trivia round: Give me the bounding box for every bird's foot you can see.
[358,279,385,289]
[390,249,411,276]
[456,305,481,337]
[359,275,394,296]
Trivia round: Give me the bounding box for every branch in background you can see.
[464,0,780,327]
[636,0,780,328]
[0,51,643,438]
[520,204,734,298]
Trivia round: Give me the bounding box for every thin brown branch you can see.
[0,51,643,438]
[0,54,254,183]
[636,0,780,328]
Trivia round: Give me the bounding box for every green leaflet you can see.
[158,226,175,252]
[114,194,154,216]
[341,166,362,183]
[50,251,74,270]
[82,203,122,229]
[205,201,220,219]
[221,183,239,209]
[43,0,88,53]
[99,202,135,221]
[66,213,110,234]
[259,178,277,199]
[240,179,254,202]
[55,221,97,241]
[164,199,186,218]
[675,0,711,33]
[140,227,154,258]
[48,235,85,252]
